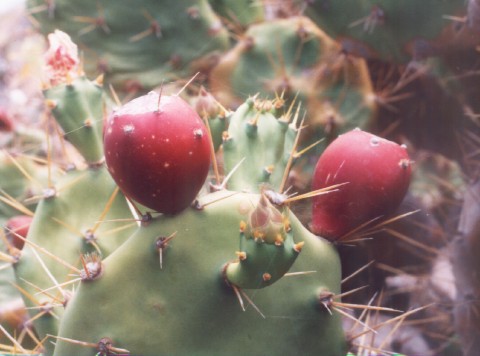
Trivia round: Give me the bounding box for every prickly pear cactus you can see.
[44,76,105,165]
[222,97,296,192]
[14,164,135,354]
[0,151,55,224]
[53,190,346,356]
[13,38,136,353]
[209,0,264,28]
[209,16,376,140]
[8,27,348,356]
[305,0,479,62]
[27,0,230,90]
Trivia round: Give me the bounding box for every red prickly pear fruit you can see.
[0,108,13,132]
[104,92,211,215]
[311,129,411,240]
[4,215,33,250]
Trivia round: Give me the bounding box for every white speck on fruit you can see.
[123,124,135,134]
[152,135,156,139]
[164,162,170,168]
[399,159,410,169]
[189,151,193,156]
[401,144,407,149]
[107,127,113,134]
[194,129,203,139]
[370,137,380,146]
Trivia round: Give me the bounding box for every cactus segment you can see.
[306,0,478,62]
[225,194,300,289]
[44,76,105,165]
[209,16,376,140]
[14,165,135,353]
[193,86,228,152]
[209,0,264,27]
[0,152,59,224]
[210,16,337,107]
[27,0,230,89]
[222,98,295,192]
[52,190,346,356]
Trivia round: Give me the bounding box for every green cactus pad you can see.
[209,0,264,27]
[28,0,230,90]
[305,0,477,62]
[0,152,60,224]
[210,16,376,141]
[53,190,346,356]
[225,194,301,289]
[44,76,105,165]
[222,98,295,192]
[14,165,135,354]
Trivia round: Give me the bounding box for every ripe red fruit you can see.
[311,129,411,240]
[0,108,13,132]
[104,92,211,215]
[5,215,33,250]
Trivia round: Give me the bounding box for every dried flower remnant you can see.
[44,30,80,86]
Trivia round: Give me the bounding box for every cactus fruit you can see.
[305,0,479,62]
[4,215,33,251]
[0,108,14,132]
[52,190,346,356]
[104,92,212,215]
[311,129,412,240]
[27,0,230,90]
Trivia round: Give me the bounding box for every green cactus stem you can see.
[222,97,295,193]
[224,193,303,289]
[44,76,105,165]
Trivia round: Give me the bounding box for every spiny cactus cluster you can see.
[1,1,480,355]
[28,0,230,90]
[305,0,479,62]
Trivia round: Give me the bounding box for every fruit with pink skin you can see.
[0,108,13,132]
[4,215,33,250]
[104,92,211,215]
[311,129,412,240]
